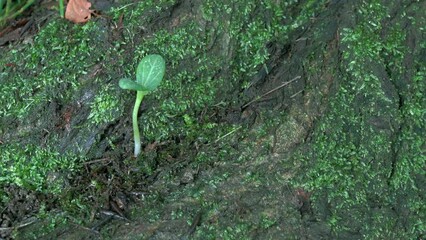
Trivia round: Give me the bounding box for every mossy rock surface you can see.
[0,0,424,239]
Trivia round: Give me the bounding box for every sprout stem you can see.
[59,0,65,18]
[132,91,145,157]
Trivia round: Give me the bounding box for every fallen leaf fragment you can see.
[65,0,93,23]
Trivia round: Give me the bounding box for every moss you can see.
[4,0,416,239]
[202,0,328,83]
[295,0,425,238]
[88,83,122,125]
[110,0,330,146]
[0,20,101,119]
[0,143,80,194]
[109,0,177,39]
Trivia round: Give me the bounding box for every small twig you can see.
[19,18,33,37]
[0,206,6,214]
[83,158,111,165]
[186,211,202,237]
[242,76,301,109]
[0,218,37,232]
[90,215,113,232]
[114,2,137,12]
[290,89,304,98]
[214,126,242,144]
[71,223,100,235]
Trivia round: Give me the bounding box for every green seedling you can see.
[119,54,166,157]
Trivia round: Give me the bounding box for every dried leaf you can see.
[65,0,93,23]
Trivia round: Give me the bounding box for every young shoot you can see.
[119,54,166,157]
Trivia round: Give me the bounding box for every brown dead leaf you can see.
[65,0,93,23]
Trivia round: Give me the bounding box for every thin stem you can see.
[132,91,144,157]
[59,0,64,18]
[5,0,11,15]
[242,76,301,109]
[5,0,35,20]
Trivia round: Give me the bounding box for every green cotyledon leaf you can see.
[119,78,150,92]
[136,54,166,91]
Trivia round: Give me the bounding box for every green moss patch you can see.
[296,1,425,238]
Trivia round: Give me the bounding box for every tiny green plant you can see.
[119,54,166,157]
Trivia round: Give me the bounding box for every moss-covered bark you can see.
[0,0,424,239]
